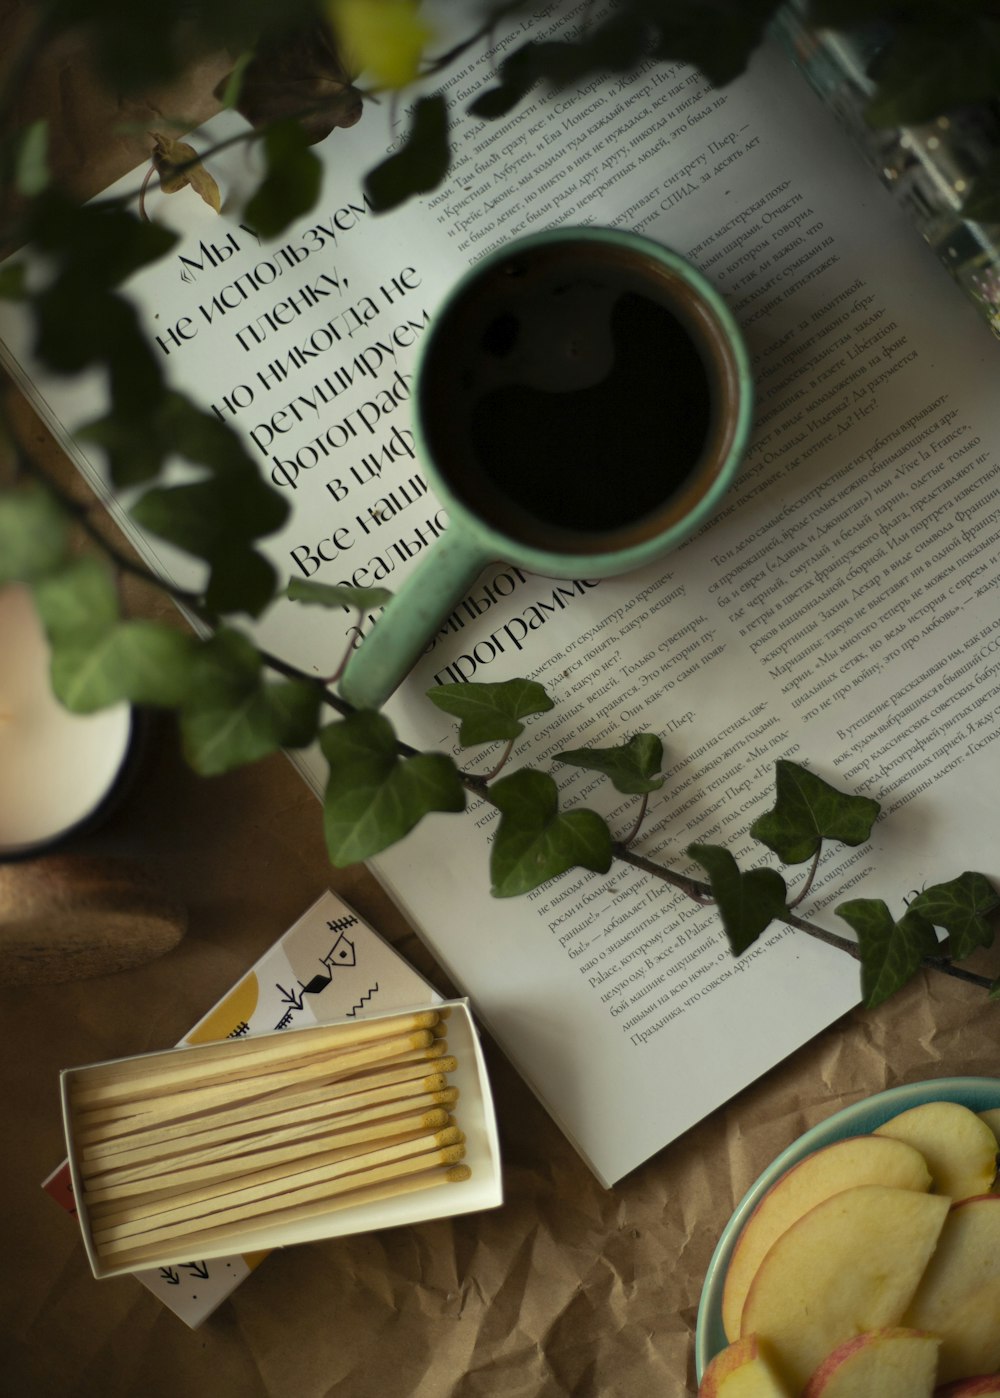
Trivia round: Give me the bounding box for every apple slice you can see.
[721,1135,932,1340]
[978,1108,1000,1152]
[905,1194,1000,1382]
[801,1327,939,1397]
[874,1101,999,1199]
[740,1184,949,1391]
[698,1334,793,1396]
[935,1378,1000,1396]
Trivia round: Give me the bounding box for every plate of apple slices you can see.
[695,1076,1000,1396]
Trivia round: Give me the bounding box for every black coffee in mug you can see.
[417,235,738,553]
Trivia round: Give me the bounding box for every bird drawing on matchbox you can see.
[338,227,752,711]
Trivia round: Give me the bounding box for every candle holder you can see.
[0,584,143,862]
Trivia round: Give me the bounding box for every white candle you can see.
[0,584,133,857]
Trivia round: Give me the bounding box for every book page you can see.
[4,4,1000,1186]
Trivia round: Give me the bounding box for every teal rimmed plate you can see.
[695,1076,1000,1384]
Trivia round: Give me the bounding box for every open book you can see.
[4,5,1000,1188]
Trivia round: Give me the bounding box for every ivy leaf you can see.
[77,411,168,488]
[751,759,880,864]
[217,20,362,144]
[554,732,665,795]
[33,281,162,425]
[149,132,221,212]
[27,194,178,289]
[287,577,393,611]
[426,679,554,746]
[31,556,119,642]
[908,872,1000,961]
[865,16,1000,126]
[468,2,779,119]
[489,769,613,898]
[320,710,465,865]
[180,629,322,775]
[15,119,49,197]
[687,844,788,955]
[644,0,784,84]
[32,558,200,711]
[203,542,278,619]
[365,95,449,213]
[79,390,254,491]
[244,119,323,238]
[216,50,254,111]
[0,261,26,300]
[330,0,432,88]
[468,27,652,120]
[54,0,279,93]
[0,483,69,582]
[127,466,281,574]
[131,471,287,616]
[160,393,263,477]
[50,622,200,713]
[836,899,939,1009]
[468,43,569,120]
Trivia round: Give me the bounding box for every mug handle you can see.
[338,525,493,710]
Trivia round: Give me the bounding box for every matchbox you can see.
[62,997,502,1279]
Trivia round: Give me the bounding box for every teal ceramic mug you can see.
[339,226,753,710]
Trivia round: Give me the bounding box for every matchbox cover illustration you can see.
[45,891,447,1326]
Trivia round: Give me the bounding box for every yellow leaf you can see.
[327,0,432,89]
[149,132,222,213]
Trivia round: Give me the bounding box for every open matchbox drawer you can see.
[61,1000,502,1279]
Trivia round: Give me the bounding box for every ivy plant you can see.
[1,0,999,1012]
[5,471,1000,1010]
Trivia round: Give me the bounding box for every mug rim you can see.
[411,224,754,578]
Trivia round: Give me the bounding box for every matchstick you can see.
[94,1139,467,1253]
[71,1022,442,1111]
[73,1031,446,1133]
[87,1122,464,1225]
[82,1086,461,1176]
[107,1163,472,1272]
[83,1106,457,1197]
[72,1010,441,1094]
[78,1059,458,1152]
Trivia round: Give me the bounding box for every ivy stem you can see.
[620,791,649,847]
[250,659,1000,997]
[12,436,994,1000]
[612,847,994,990]
[612,844,713,903]
[778,907,862,960]
[321,620,365,687]
[8,436,207,607]
[137,164,155,222]
[480,737,515,783]
[787,847,822,910]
